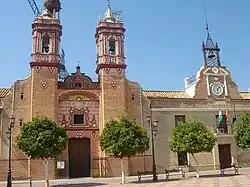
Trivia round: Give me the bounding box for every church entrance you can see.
[218,144,231,168]
[68,138,91,178]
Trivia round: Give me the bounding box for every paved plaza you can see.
[1,168,250,187]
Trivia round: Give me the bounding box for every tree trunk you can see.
[120,158,125,184]
[43,159,50,187]
[191,153,200,179]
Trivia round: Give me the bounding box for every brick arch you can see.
[41,32,52,38]
[58,90,99,101]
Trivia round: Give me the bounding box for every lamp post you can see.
[6,115,15,187]
[146,115,158,182]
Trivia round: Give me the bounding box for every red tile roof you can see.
[144,90,250,99]
[0,88,11,98]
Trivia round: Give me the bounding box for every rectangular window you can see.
[74,115,84,125]
[216,115,228,133]
[174,115,185,127]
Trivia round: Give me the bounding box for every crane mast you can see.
[59,49,69,82]
[28,0,41,16]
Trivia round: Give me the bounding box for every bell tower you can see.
[202,26,221,67]
[30,1,62,119]
[95,0,127,129]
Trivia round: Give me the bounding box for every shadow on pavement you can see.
[190,173,241,179]
[130,178,180,184]
[51,183,107,187]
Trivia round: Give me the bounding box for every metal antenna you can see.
[202,0,209,32]
[107,0,111,8]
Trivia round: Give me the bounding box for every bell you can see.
[208,50,215,58]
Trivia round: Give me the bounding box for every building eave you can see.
[143,90,250,100]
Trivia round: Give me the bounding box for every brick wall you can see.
[92,155,152,178]
[0,158,56,181]
[0,159,8,180]
[30,159,55,180]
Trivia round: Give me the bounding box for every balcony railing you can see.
[214,125,233,135]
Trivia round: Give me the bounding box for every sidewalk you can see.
[1,167,250,187]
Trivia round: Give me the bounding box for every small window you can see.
[42,34,50,54]
[20,93,24,100]
[19,119,23,127]
[175,115,185,127]
[109,39,116,55]
[75,83,81,88]
[131,94,135,101]
[74,115,84,125]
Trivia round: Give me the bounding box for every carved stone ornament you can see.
[75,101,84,110]
[104,68,110,74]
[75,131,84,138]
[40,80,48,90]
[212,67,219,74]
[61,114,68,127]
[91,114,97,127]
[59,91,99,101]
[111,81,116,88]
[116,68,122,74]
[92,131,96,139]
[48,67,55,73]
[84,107,90,124]
[35,66,41,73]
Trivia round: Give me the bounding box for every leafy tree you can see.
[170,119,216,178]
[16,117,68,187]
[234,112,250,150]
[100,115,150,184]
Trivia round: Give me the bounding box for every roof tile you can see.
[143,90,190,99]
[144,90,250,99]
[0,88,11,98]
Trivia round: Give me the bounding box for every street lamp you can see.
[6,115,15,187]
[146,115,158,182]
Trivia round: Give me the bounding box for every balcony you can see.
[215,126,234,145]
[214,124,234,135]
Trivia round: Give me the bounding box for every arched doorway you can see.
[68,138,91,178]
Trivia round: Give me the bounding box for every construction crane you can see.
[59,49,69,82]
[28,0,41,17]
[27,0,69,82]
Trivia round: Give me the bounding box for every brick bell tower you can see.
[30,2,62,119]
[95,1,127,129]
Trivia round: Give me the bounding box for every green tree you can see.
[234,112,250,150]
[170,119,216,178]
[16,117,68,187]
[100,115,150,184]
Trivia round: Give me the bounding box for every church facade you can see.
[1,2,250,181]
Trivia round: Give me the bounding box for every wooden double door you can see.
[68,138,91,178]
[218,144,232,169]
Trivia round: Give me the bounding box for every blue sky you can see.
[1,0,250,91]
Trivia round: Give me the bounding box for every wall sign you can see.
[56,161,65,169]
